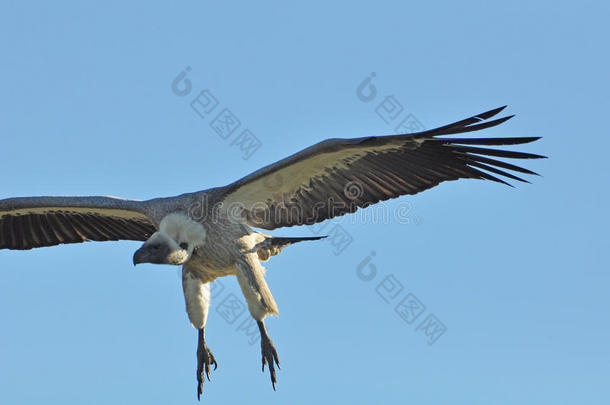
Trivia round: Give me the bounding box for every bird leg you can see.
[257,320,280,390]
[196,327,217,400]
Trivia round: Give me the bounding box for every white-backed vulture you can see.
[0,106,544,399]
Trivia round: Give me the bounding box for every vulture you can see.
[0,106,544,399]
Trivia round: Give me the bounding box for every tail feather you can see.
[256,235,326,261]
[269,236,326,247]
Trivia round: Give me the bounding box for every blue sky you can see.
[0,1,608,404]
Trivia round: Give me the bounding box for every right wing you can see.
[214,106,544,230]
[0,196,157,250]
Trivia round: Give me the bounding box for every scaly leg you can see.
[196,327,217,400]
[257,320,280,390]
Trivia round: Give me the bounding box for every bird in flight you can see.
[0,106,544,399]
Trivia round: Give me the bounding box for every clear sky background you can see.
[0,1,608,404]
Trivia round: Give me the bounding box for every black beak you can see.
[133,247,149,266]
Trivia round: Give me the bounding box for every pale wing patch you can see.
[0,206,151,221]
[221,141,406,210]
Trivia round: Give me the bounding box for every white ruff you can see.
[159,213,207,248]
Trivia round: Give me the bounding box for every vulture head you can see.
[133,213,206,266]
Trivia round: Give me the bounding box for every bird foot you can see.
[196,340,217,400]
[261,334,280,390]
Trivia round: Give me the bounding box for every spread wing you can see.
[0,196,157,250]
[216,106,545,230]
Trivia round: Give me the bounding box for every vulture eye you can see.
[179,242,188,250]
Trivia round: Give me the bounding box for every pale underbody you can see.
[160,213,280,327]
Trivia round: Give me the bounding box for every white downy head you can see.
[133,213,206,266]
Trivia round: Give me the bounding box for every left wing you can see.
[0,196,156,250]
[215,106,545,230]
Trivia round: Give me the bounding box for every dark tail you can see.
[269,235,327,248]
[257,235,327,261]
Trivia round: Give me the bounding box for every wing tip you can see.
[477,105,508,120]
[490,105,508,115]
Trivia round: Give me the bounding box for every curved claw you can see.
[196,336,218,400]
[261,337,280,390]
[202,350,217,381]
[256,320,281,391]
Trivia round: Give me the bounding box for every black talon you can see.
[196,328,217,400]
[257,320,280,390]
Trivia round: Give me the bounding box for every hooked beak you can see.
[133,247,150,266]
